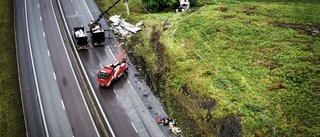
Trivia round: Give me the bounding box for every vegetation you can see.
[96,0,320,136]
[0,0,26,137]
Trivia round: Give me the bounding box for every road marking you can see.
[38,4,40,8]
[54,0,102,136]
[127,80,143,104]
[43,32,45,37]
[131,122,138,133]
[113,90,118,97]
[99,63,103,68]
[71,0,72,2]
[82,0,94,20]
[47,50,50,56]
[89,43,93,48]
[25,0,49,136]
[40,16,42,21]
[75,11,78,15]
[53,72,56,80]
[61,100,65,109]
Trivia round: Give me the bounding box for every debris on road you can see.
[157,117,182,136]
[169,123,182,137]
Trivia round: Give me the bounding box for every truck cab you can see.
[73,27,89,50]
[97,60,128,87]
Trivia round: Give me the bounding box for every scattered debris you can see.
[156,117,176,126]
[169,123,182,136]
[135,21,143,27]
[109,15,142,37]
[157,117,182,136]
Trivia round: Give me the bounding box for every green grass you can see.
[0,0,26,136]
[97,0,320,136]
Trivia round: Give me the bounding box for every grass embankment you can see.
[0,0,25,136]
[96,0,320,136]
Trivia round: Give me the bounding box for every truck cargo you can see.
[73,27,89,50]
[89,22,105,46]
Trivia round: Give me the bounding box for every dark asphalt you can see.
[18,0,175,136]
[59,0,171,136]
[39,0,98,136]
[15,0,46,136]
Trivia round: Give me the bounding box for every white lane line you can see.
[38,4,40,8]
[131,122,138,133]
[75,11,78,15]
[26,0,49,136]
[61,100,65,109]
[43,32,45,37]
[82,0,94,19]
[54,0,101,136]
[53,72,56,80]
[113,90,118,97]
[99,63,103,68]
[89,43,93,48]
[47,50,50,56]
[40,16,42,21]
[71,0,73,2]
[127,80,143,104]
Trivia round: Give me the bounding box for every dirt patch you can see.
[201,99,216,111]
[221,15,235,20]
[268,83,287,91]
[181,84,217,111]
[150,26,168,96]
[271,22,320,36]
[218,116,243,137]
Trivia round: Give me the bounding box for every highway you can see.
[17,0,175,136]
[17,0,98,136]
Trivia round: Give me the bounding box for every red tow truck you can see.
[97,52,128,87]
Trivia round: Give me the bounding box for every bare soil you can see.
[271,22,320,36]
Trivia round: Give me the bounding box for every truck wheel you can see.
[124,68,128,74]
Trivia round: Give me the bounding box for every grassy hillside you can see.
[0,0,26,136]
[96,0,320,136]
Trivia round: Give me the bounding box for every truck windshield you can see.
[98,72,108,79]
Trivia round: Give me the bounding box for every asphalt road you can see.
[39,0,99,136]
[58,0,175,136]
[17,0,98,136]
[15,0,46,136]
[17,0,177,136]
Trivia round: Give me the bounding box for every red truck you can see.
[97,58,128,87]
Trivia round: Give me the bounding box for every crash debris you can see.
[109,15,142,37]
[156,117,182,136]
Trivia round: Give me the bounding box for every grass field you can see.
[95,0,320,136]
[0,0,26,136]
